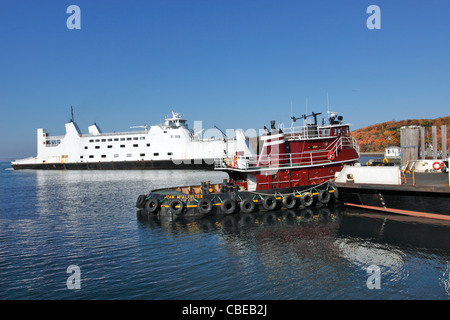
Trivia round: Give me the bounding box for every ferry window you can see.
[140,137,145,140]
[153,152,159,156]
[84,146,88,149]
[101,155,106,158]
[163,131,167,133]
[80,156,83,159]
[127,137,132,141]
[108,138,112,141]
[89,139,94,143]
[101,139,106,142]
[133,144,138,147]
[120,145,125,148]
[95,139,100,142]
[114,154,119,158]
[127,154,132,157]
[95,146,100,149]
[147,143,150,147]
[89,155,94,158]
[140,153,145,157]
[107,145,112,148]
[114,138,119,141]
[133,137,138,140]
[167,152,173,156]
[120,138,125,141]
[175,135,181,138]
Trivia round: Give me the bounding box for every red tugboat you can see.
[136,111,360,216]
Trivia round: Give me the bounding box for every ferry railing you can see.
[80,130,147,137]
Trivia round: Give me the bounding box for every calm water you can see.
[1,160,449,300]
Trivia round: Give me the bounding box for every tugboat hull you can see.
[136,182,337,217]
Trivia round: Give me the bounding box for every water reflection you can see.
[137,204,345,236]
[138,204,349,299]
[137,205,450,254]
[138,204,450,286]
[339,208,450,252]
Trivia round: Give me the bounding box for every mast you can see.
[70,106,74,123]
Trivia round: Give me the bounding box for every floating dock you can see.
[331,165,450,221]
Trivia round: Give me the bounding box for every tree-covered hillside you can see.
[351,116,450,153]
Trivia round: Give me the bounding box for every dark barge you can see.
[136,111,360,216]
[331,165,450,221]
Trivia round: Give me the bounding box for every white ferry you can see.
[11,111,255,170]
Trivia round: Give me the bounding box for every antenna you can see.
[326,92,330,114]
[290,101,294,127]
[70,106,74,122]
[305,98,308,116]
[305,98,308,125]
[290,100,293,118]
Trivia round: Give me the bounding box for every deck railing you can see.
[214,136,359,170]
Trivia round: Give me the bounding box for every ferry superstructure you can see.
[11,111,255,170]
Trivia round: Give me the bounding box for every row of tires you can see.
[136,189,338,216]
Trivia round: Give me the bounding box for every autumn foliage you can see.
[351,116,450,153]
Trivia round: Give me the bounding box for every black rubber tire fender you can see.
[282,194,297,209]
[136,194,146,208]
[331,188,339,200]
[263,195,278,211]
[318,189,331,204]
[240,198,256,213]
[169,199,185,215]
[145,197,160,214]
[221,198,237,214]
[197,198,213,215]
[300,192,314,207]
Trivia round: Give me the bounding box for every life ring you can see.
[262,195,278,211]
[145,197,160,214]
[327,151,335,161]
[383,158,389,164]
[240,198,256,213]
[197,198,213,215]
[282,194,297,209]
[300,192,314,207]
[221,198,237,214]
[433,162,441,170]
[169,199,184,215]
[231,156,237,168]
[318,190,331,204]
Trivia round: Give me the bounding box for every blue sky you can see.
[1,0,449,158]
